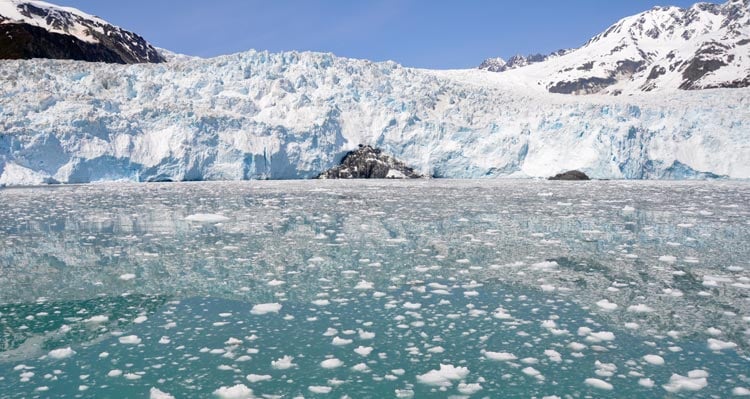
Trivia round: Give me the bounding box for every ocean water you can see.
[0,180,748,398]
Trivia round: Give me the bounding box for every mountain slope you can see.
[0,0,164,63]
[480,0,750,94]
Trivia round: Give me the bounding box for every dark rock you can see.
[318,145,423,179]
[548,77,617,94]
[548,170,591,181]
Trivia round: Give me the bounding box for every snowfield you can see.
[0,50,748,185]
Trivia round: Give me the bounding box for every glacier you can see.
[1,50,749,185]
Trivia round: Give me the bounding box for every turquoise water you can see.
[0,180,749,398]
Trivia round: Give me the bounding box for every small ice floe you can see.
[107,370,123,377]
[585,378,613,390]
[309,386,332,394]
[118,335,142,345]
[522,367,543,380]
[48,347,75,359]
[733,387,750,396]
[707,338,737,351]
[627,304,654,313]
[583,330,615,343]
[358,330,375,340]
[595,361,617,377]
[133,316,148,324]
[184,214,230,223]
[331,337,352,346]
[84,315,109,324]
[351,363,370,372]
[246,374,272,383]
[483,351,517,361]
[492,307,512,319]
[355,280,374,290]
[354,346,373,356]
[639,378,655,388]
[213,384,253,399]
[250,303,282,315]
[662,370,709,393]
[596,299,618,311]
[544,349,562,363]
[531,261,558,271]
[706,327,722,336]
[267,279,285,287]
[271,355,295,370]
[457,382,483,394]
[643,354,665,365]
[658,256,677,263]
[149,388,175,399]
[119,273,136,281]
[320,358,343,369]
[312,299,330,306]
[416,364,470,387]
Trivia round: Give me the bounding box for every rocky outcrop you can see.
[548,170,591,181]
[318,145,423,179]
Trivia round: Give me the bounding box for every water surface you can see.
[1,180,749,398]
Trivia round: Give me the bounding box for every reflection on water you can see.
[0,180,749,397]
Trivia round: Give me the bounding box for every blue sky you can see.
[57,0,717,69]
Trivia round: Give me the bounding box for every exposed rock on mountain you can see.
[318,145,423,179]
[0,0,164,63]
[479,50,570,72]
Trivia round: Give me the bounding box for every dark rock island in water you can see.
[319,145,423,179]
[548,170,591,181]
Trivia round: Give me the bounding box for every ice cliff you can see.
[0,50,748,185]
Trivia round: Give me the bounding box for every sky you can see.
[55,0,718,69]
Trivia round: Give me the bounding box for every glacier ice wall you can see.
[0,50,748,185]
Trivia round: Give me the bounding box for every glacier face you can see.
[0,50,749,185]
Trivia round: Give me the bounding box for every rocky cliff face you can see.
[318,146,423,179]
[0,0,164,63]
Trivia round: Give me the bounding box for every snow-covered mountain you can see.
[481,0,750,94]
[0,0,164,63]
[0,0,748,186]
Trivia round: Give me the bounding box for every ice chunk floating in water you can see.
[0,180,749,398]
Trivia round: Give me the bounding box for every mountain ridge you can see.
[0,0,164,63]
[479,0,750,94]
